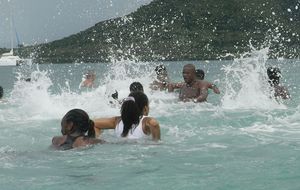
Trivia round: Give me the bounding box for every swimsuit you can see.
[115,116,148,139]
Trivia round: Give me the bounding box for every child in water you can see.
[52,109,104,150]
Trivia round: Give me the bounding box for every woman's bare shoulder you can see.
[144,117,159,126]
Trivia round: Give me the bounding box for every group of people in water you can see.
[0,63,291,151]
[51,63,290,150]
[52,90,160,150]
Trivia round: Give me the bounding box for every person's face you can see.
[86,74,95,81]
[61,120,74,135]
[182,67,195,84]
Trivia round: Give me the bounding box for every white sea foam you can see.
[1,60,178,121]
[221,47,286,110]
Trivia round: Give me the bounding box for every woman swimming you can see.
[94,91,161,141]
[52,109,104,150]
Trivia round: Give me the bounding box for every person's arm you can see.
[159,81,169,91]
[144,117,161,141]
[93,117,119,137]
[195,88,208,102]
[73,137,105,148]
[279,86,290,99]
[167,82,183,92]
[208,83,220,94]
[150,81,160,90]
[51,136,66,148]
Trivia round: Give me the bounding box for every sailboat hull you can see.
[0,55,31,66]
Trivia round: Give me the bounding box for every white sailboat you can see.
[0,1,31,66]
[0,49,27,66]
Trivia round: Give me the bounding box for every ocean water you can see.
[0,49,300,190]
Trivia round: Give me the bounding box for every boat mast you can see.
[9,0,14,54]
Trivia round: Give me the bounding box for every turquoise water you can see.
[0,49,300,190]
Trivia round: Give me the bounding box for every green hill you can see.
[19,0,300,63]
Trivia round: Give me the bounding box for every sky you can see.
[0,0,152,48]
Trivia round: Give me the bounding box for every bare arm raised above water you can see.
[208,83,220,94]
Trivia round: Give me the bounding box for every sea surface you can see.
[0,49,300,190]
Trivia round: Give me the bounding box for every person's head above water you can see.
[155,64,168,82]
[121,91,149,137]
[0,86,3,99]
[61,109,95,138]
[195,69,205,80]
[155,65,166,75]
[267,67,281,85]
[182,64,196,84]
[84,70,96,80]
[129,82,144,92]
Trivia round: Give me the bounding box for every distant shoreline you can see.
[3,0,300,64]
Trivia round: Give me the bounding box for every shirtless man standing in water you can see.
[168,64,209,102]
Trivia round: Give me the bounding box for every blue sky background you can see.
[0,0,152,48]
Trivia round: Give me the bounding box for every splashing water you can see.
[1,48,291,123]
[1,59,178,121]
[1,48,300,190]
[221,47,286,110]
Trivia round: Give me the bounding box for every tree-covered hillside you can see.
[19,0,300,63]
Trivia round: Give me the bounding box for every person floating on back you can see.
[150,65,170,91]
[267,67,290,99]
[52,109,104,150]
[195,69,220,94]
[94,91,161,141]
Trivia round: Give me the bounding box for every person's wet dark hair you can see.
[61,109,95,138]
[121,91,148,137]
[155,65,166,75]
[129,82,144,92]
[267,67,281,86]
[196,69,205,80]
[0,86,3,99]
[111,90,119,100]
